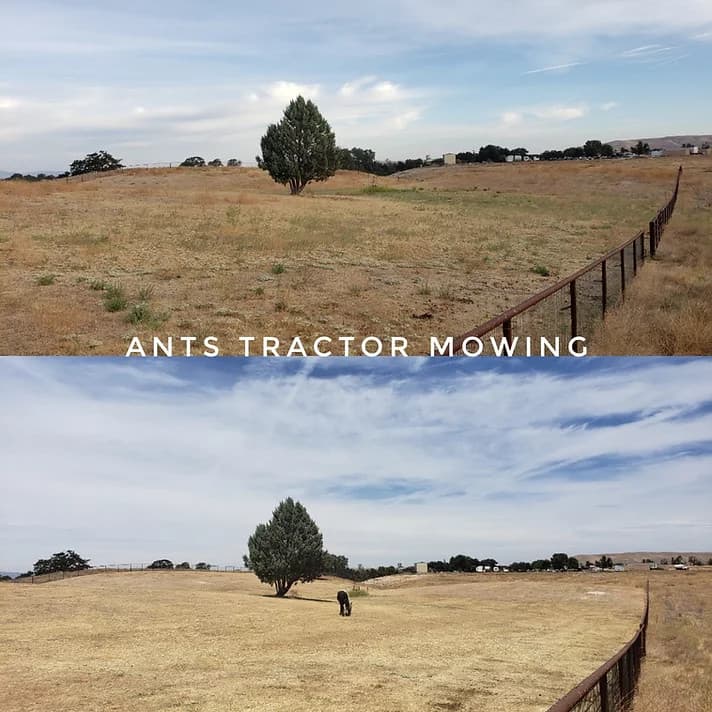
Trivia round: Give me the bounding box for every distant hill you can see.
[607,134,712,150]
[0,571,21,579]
[575,551,712,566]
[0,171,13,179]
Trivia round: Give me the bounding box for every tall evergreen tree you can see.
[257,96,337,194]
[246,497,323,596]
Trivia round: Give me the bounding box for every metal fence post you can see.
[601,260,607,317]
[503,319,512,343]
[599,673,609,712]
[649,221,656,257]
[620,249,626,297]
[569,280,578,337]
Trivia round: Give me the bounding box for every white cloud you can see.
[501,111,523,126]
[338,76,378,97]
[0,359,711,570]
[601,101,619,111]
[530,105,587,120]
[265,81,320,102]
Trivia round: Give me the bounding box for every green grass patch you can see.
[125,302,167,327]
[532,265,551,277]
[271,262,286,275]
[103,284,128,312]
[36,273,56,286]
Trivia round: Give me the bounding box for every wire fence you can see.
[546,582,649,712]
[13,564,249,584]
[453,167,683,354]
[64,161,256,182]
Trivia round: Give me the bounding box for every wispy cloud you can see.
[1,358,710,570]
[523,62,583,75]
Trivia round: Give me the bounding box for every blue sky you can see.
[1,1,711,171]
[1,357,711,571]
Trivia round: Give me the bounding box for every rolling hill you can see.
[607,134,712,150]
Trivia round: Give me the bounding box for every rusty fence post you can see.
[620,249,626,297]
[569,280,577,337]
[601,260,607,317]
[503,319,512,343]
[649,221,656,257]
[632,240,637,275]
[599,673,610,712]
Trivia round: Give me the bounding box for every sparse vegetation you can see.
[532,264,550,277]
[102,284,128,312]
[270,262,286,275]
[0,157,707,354]
[36,273,56,286]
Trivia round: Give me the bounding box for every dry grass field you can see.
[591,161,712,354]
[0,571,649,712]
[1,157,704,355]
[633,570,712,712]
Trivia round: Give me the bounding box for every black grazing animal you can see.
[337,590,352,616]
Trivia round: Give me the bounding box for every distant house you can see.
[650,148,664,158]
[613,563,625,572]
[443,153,456,166]
[415,561,428,574]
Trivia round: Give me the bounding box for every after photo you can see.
[1,357,711,711]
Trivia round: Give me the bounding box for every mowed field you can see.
[1,157,706,355]
[0,571,649,712]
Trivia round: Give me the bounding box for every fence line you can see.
[453,167,683,354]
[546,581,650,712]
[13,564,249,584]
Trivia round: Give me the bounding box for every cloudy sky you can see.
[1,1,711,172]
[1,357,711,572]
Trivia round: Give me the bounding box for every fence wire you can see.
[546,582,649,712]
[454,167,682,354]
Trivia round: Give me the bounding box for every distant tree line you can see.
[179,157,242,168]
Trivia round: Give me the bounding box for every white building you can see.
[443,153,456,166]
[415,561,428,574]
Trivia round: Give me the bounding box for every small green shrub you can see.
[532,265,550,277]
[103,284,128,312]
[137,285,154,302]
[36,274,56,286]
[271,262,286,275]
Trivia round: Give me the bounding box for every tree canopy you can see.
[34,550,90,575]
[147,559,174,569]
[69,151,123,176]
[246,497,324,596]
[180,156,206,167]
[257,96,337,194]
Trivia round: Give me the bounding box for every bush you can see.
[147,559,174,569]
[180,156,206,168]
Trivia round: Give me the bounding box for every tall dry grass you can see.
[632,572,712,712]
[0,159,694,355]
[591,162,712,354]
